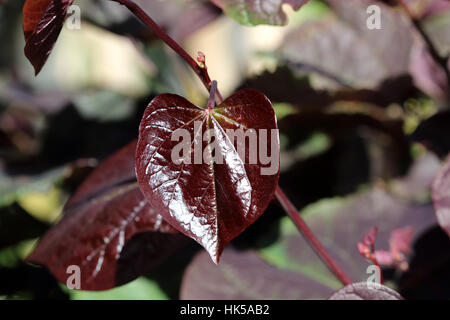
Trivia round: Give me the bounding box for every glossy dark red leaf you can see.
[27,140,183,291]
[136,89,279,263]
[23,0,52,41]
[328,282,403,300]
[23,0,73,75]
[432,155,450,237]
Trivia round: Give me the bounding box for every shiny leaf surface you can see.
[23,0,73,75]
[23,0,52,40]
[27,140,182,290]
[136,90,279,263]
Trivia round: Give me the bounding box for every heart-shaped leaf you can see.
[328,282,403,300]
[23,0,73,75]
[27,140,184,290]
[281,0,413,89]
[432,155,450,237]
[136,89,279,263]
[211,0,310,26]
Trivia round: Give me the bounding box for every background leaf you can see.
[431,155,450,237]
[27,140,184,290]
[261,184,437,287]
[328,282,403,300]
[23,0,73,75]
[180,248,332,299]
[211,0,310,26]
[280,0,413,89]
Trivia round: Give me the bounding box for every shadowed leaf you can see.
[0,203,48,249]
[23,0,73,75]
[180,248,332,299]
[412,111,450,157]
[242,67,419,108]
[259,155,438,293]
[281,0,413,89]
[27,140,183,290]
[398,226,450,299]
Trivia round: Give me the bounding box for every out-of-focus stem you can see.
[275,186,352,286]
[110,0,224,102]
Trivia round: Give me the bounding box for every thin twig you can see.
[275,186,352,286]
[110,0,224,102]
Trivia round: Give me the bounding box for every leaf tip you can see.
[33,66,42,76]
[208,249,222,265]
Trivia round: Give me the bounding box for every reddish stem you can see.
[275,186,352,286]
[110,0,223,102]
[371,260,384,285]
